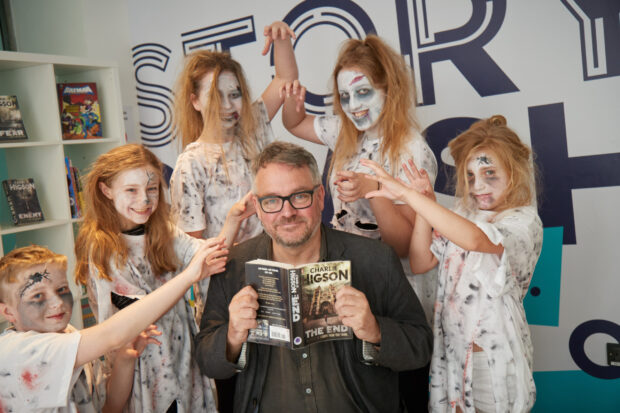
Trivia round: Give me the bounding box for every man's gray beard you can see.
[272,221,320,249]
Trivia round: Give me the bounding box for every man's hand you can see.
[226,285,259,362]
[335,285,381,344]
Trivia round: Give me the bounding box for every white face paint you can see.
[337,70,385,133]
[9,263,73,333]
[102,166,160,230]
[466,149,509,211]
[192,70,243,132]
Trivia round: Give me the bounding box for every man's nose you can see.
[280,198,297,216]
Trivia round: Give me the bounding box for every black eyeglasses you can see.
[257,185,320,213]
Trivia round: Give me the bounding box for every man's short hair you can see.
[0,245,67,303]
[251,141,322,191]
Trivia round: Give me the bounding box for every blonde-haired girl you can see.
[362,115,542,413]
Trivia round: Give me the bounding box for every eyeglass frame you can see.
[256,185,321,213]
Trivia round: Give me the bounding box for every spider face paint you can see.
[193,70,243,132]
[337,70,385,133]
[466,150,509,211]
[13,263,73,333]
[102,166,160,230]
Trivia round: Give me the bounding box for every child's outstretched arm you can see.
[362,159,504,256]
[102,325,161,413]
[280,80,323,144]
[218,191,256,248]
[261,21,298,119]
[75,239,228,368]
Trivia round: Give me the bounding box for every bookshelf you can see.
[0,51,124,330]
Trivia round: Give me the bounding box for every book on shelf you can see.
[245,259,353,349]
[57,82,102,140]
[2,178,44,225]
[0,95,28,142]
[65,156,85,218]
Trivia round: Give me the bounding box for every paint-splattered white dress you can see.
[0,325,105,413]
[170,100,275,241]
[314,115,439,322]
[429,204,543,413]
[87,229,217,413]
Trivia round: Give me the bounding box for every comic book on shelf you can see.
[57,82,102,140]
[245,259,353,349]
[2,178,44,225]
[0,95,28,142]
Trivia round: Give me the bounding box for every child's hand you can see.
[191,237,228,280]
[334,170,375,203]
[117,325,162,360]
[279,80,306,112]
[359,159,411,202]
[262,21,295,55]
[402,159,436,200]
[226,191,256,223]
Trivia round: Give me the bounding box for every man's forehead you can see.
[255,164,313,189]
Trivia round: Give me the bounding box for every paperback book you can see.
[245,259,352,348]
[0,95,28,142]
[57,82,102,139]
[2,178,44,225]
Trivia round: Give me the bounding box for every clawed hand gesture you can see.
[262,21,296,55]
[187,236,228,282]
[118,324,162,360]
[334,170,376,203]
[279,80,306,112]
[361,158,435,202]
[227,191,257,223]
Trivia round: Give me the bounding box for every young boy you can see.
[0,241,226,412]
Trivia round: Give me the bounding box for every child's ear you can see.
[0,302,17,324]
[99,181,113,200]
[190,93,202,113]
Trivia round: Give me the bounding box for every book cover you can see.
[299,261,353,346]
[245,259,352,348]
[0,95,28,142]
[57,82,102,140]
[2,178,44,225]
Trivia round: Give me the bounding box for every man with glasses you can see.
[195,141,432,412]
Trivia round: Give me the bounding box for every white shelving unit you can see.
[0,51,124,329]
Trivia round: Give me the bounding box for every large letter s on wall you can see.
[132,43,174,148]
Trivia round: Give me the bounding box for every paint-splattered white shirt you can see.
[0,325,105,413]
[429,204,542,413]
[170,100,274,241]
[87,229,217,413]
[314,115,439,323]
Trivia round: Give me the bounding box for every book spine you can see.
[288,267,305,349]
[70,165,81,217]
[2,180,18,225]
[65,157,77,218]
[74,167,85,217]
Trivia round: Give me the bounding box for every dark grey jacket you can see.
[195,226,432,413]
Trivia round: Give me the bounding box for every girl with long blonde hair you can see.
[362,115,542,412]
[75,144,227,413]
[169,21,299,245]
[282,34,438,410]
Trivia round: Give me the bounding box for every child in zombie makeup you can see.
[74,144,229,413]
[0,243,226,412]
[169,21,298,247]
[281,34,438,410]
[362,115,542,413]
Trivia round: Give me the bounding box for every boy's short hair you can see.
[0,245,67,303]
